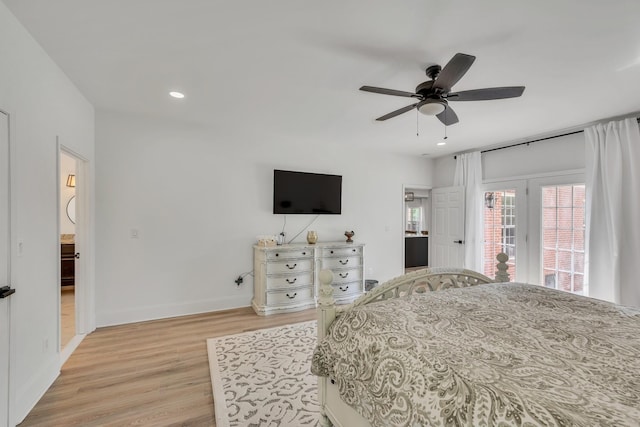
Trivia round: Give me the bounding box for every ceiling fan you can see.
[360,53,525,125]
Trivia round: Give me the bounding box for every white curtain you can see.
[453,151,483,271]
[585,118,640,307]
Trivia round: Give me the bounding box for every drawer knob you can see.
[302,251,306,255]
[339,286,349,292]
[339,259,349,265]
[286,292,297,299]
[286,278,297,284]
[330,250,334,254]
[286,263,297,269]
[275,253,279,257]
[339,272,349,278]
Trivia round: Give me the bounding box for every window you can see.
[541,184,585,295]
[406,206,422,232]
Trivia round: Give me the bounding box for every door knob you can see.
[453,240,464,244]
[74,253,81,259]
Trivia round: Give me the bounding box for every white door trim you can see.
[0,109,13,427]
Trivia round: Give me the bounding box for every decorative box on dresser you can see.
[252,242,365,316]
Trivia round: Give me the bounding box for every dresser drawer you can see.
[267,258,313,275]
[332,269,362,284]
[266,248,312,261]
[321,256,361,270]
[266,286,314,306]
[332,282,361,299]
[266,272,313,290]
[321,246,362,258]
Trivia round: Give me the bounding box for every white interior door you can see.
[1,111,11,427]
[431,186,464,267]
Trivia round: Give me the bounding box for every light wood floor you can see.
[19,307,317,426]
[60,288,75,348]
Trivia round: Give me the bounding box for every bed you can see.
[311,254,640,426]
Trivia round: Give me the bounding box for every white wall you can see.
[433,132,585,187]
[95,110,433,326]
[0,3,95,424]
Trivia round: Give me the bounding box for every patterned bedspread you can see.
[311,282,640,426]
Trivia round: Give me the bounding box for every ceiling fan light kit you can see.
[417,99,446,115]
[360,53,525,126]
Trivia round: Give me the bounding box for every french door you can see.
[482,173,585,289]
[481,180,527,282]
[528,174,585,294]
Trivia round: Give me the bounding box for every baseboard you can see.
[12,356,60,426]
[60,334,85,366]
[96,295,251,327]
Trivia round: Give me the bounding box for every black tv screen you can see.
[273,170,342,214]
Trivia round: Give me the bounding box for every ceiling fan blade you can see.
[360,86,418,98]
[436,105,459,126]
[433,53,476,92]
[375,103,418,121]
[447,86,525,101]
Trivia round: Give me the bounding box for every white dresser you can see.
[252,242,365,316]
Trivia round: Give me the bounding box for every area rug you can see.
[207,321,319,427]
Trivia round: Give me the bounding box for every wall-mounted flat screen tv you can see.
[273,169,342,214]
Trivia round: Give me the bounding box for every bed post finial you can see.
[318,270,335,308]
[317,269,336,342]
[495,252,510,282]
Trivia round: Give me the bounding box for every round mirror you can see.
[66,196,76,224]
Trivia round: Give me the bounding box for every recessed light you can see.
[437,142,446,146]
[169,91,185,99]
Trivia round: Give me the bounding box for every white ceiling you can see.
[4,0,640,157]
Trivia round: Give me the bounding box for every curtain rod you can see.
[454,116,640,159]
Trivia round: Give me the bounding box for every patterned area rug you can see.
[207,321,319,427]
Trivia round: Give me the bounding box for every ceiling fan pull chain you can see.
[416,109,419,136]
[443,109,448,140]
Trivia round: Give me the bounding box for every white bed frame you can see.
[316,253,511,427]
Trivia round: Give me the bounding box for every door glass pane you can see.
[541,184,585,295]
[483,190,516,281]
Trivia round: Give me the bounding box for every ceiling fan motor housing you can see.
[415,79,446,115]
[415,80,434,96]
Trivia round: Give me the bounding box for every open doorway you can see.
[59,143,91,364]
[59,152,76,350]
[403,186,431,272]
